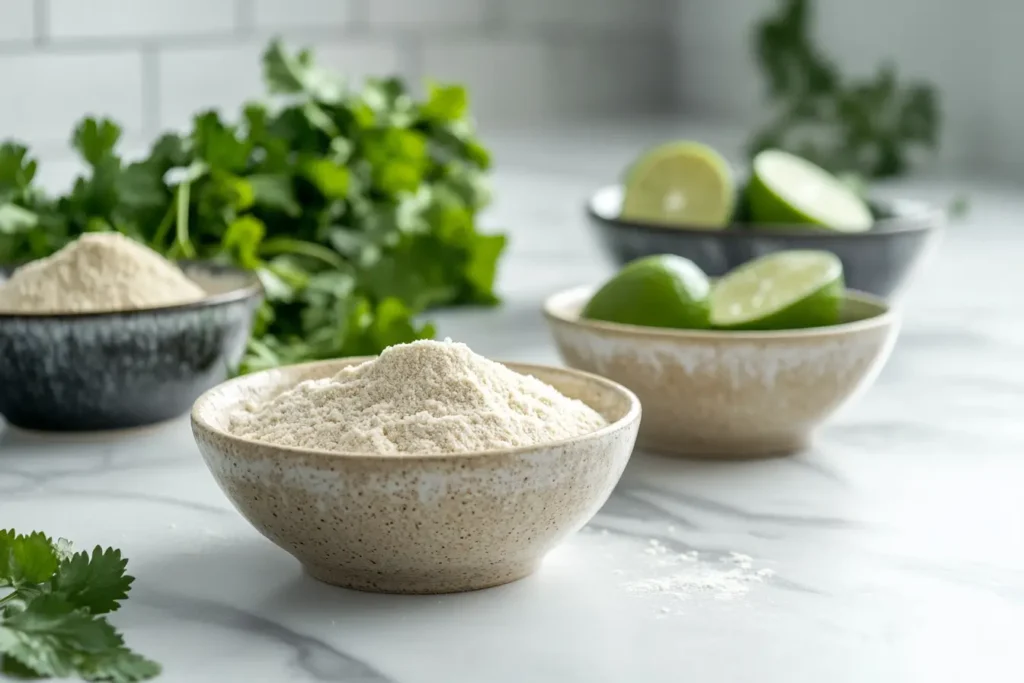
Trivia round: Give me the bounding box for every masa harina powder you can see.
[0,232,205,314]
[230,339,608,454]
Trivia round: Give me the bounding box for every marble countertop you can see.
[4,126,1024,682]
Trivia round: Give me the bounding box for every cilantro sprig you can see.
[0,530,159,681]
[0,39,506,373]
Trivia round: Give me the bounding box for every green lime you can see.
[709,250,844,330]
[583,254,711,329]
[621,141,734,229]
[747,149,873,232]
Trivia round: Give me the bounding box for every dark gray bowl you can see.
[587,185,944,299]
[0,262,262,432]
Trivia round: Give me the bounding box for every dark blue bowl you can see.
[587,185,943,299]
[0,262,262,432]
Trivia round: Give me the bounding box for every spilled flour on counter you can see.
[230,339,608,453]
[0,232,205,313]
[625,545,774,600]
[618,539,774,610]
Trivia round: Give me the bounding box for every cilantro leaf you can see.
[0,204,38,234]
[72,119,121,167]
[421,82,469,122]
[0,594,122,677]
[50,547,133,616]
[0,143,38,194]
[247,174,300,216]
[222,215,266,269]
[0,532,58,589]
[0,533,159,682]
[77,648,162,683]
[1,652,44,678]
[263,39,344,103]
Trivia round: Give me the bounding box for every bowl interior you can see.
[589,184,938,236]
[193,357,640,455]
[545,285,891,335]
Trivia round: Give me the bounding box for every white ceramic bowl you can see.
[192,358,641,594]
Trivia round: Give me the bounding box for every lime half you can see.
[621,141,734,229]
[747,149,873,232]
[709,250,844,330]
[583,254,711,330]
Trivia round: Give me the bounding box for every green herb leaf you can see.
[72,119,121,167]
[0,144,38,193]
[247,174,300,216]
[50,547,133,616]
[223,215,266,269]
[0,533,159,681]
[421,82,469,122]
[0,594,122,677]
[0,532,58,589]
[77,648,162,683]
[301,158,350,199]
[263,39,344,103]
[0,204,39,234]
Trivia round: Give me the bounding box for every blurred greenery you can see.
[748,0,941,179]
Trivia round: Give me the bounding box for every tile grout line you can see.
[346,0,370,31]
[397,32,424,89]
[140,44,162,139]
[33,0,49,45]
[481,0,504,35]
[233,0,255,36]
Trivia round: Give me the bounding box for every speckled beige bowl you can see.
[544,286,899,458]
[191,358,640,594]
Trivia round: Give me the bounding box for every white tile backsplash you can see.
[252,0,352,30]
[500,0,668,30]
[547,37,674,116]
[367,0,487,27]
[48,0,236,39]
[422,39,550,122]
[0,51,144,150]
[0,0,35,43]
[1,0,673,160]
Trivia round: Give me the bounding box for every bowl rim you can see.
[0,260,263,320]
[587,184,944,238]
[191,357,643,462]
[543,285,897,340]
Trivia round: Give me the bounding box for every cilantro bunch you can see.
[0,40,506,373]
[749,0,940,179]
[0,530,159,681]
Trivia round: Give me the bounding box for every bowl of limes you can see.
[589,142,943,299]
[543,250,899,458]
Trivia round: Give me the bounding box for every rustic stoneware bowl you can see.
[0,262,262,431]
[544,286,898,458]
[588,185,943,300]
[191,358,641,595]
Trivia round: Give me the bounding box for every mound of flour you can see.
[230,339,608,454]
[0,232,205,314]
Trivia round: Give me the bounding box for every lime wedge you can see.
[621,141,734,229]
[747,149,873,232]
[709,250,844,330]
[583,254,711,329]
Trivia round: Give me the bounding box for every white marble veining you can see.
[3,127,1024,682]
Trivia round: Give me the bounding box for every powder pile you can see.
[230,339,608,454]
[0,232,206,314]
